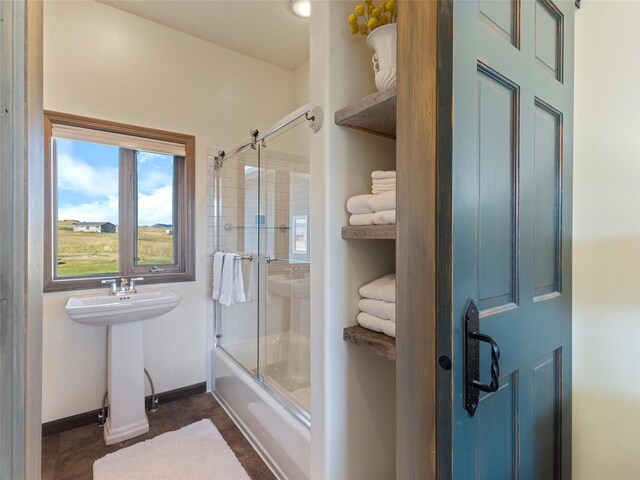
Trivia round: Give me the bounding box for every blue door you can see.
[447,1,574,478]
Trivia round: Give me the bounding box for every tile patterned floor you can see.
[42,393,276,480]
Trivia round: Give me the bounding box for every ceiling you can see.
[100,0,310,71]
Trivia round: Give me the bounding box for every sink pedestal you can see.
[103,322,149,445]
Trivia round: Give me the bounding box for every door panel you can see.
[531,349,562,479]
[478,0,519,47]
[477,372,519,479]
[533,99,563,300]
[476,64,519,313]
[535,0,564,81]
[448,0,574,478]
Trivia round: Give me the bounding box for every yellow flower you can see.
[355,4,365,16]
[368,17,380,29]
[359,23,368,35]
[380,14,389,25]
[386,0,395,13]
[379,2,386,13]
[368,3,374,15]
[365,0,373,4]
[350,23,359,34]
[348,13,358,25]
[372,7,380,18]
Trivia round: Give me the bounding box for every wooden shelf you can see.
[343,325,396,360]
[341,225,396,240]
[334,87,397,138]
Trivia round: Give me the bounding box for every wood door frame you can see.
[396,1,454,478]
[0,1,44,478]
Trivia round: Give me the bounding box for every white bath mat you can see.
[93,419,250,480]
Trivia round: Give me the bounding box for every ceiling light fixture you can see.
[290,0,311,18]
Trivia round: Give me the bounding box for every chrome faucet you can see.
[101,277,144,295]
[129,277,144,293]
[101,279,118,295]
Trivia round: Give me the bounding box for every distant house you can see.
[72,222,116,233]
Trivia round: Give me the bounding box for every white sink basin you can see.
[65,287,181,326]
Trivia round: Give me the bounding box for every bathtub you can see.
[211,331,311,480]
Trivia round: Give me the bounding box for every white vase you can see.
[366,23,397,91]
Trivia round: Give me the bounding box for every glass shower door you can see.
[257,117,311,421]
[215,148,261,380]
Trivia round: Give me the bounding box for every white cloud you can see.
[58,195,119,224]
[138,168,173,195]
[57,153,118,197]
[137,151,170,164]
[137,185,173,226]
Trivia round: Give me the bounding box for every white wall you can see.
[573,2,640,478]
[294,59,311,108]
[42,0,300,422]
[310,2,396,478]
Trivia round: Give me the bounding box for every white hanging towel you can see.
[212,252,225,301]
[218,253,246,306]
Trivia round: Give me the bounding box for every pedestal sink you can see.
[65,287,181,445]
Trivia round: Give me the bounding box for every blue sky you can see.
[56,139,174,226]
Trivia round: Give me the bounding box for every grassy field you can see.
[57,220,174,277]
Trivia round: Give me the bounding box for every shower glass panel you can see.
[258,118,311,421]
[215,115,311,423]
[216,148,261,379]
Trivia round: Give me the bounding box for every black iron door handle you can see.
[469,331,500,393]
[464,299,502,417]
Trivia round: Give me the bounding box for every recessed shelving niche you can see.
[337,86,398,360]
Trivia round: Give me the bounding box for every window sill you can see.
[43,272,195,294]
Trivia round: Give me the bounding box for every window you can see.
[44,111,195,292]
[292,215,308,254]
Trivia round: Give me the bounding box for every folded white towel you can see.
[370,190,396,212]
[371,170,396,180]
[359,298,396,322]
[374,209,396,225]
[372,188,395,195]
[350,212,376,226]
[357,312,396,338]
[372,177,396,186]
[219,253,246,306]
[346,194,375,214]
[359,273,395,303]
[372,183,396,191]
[212,252,225,301]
